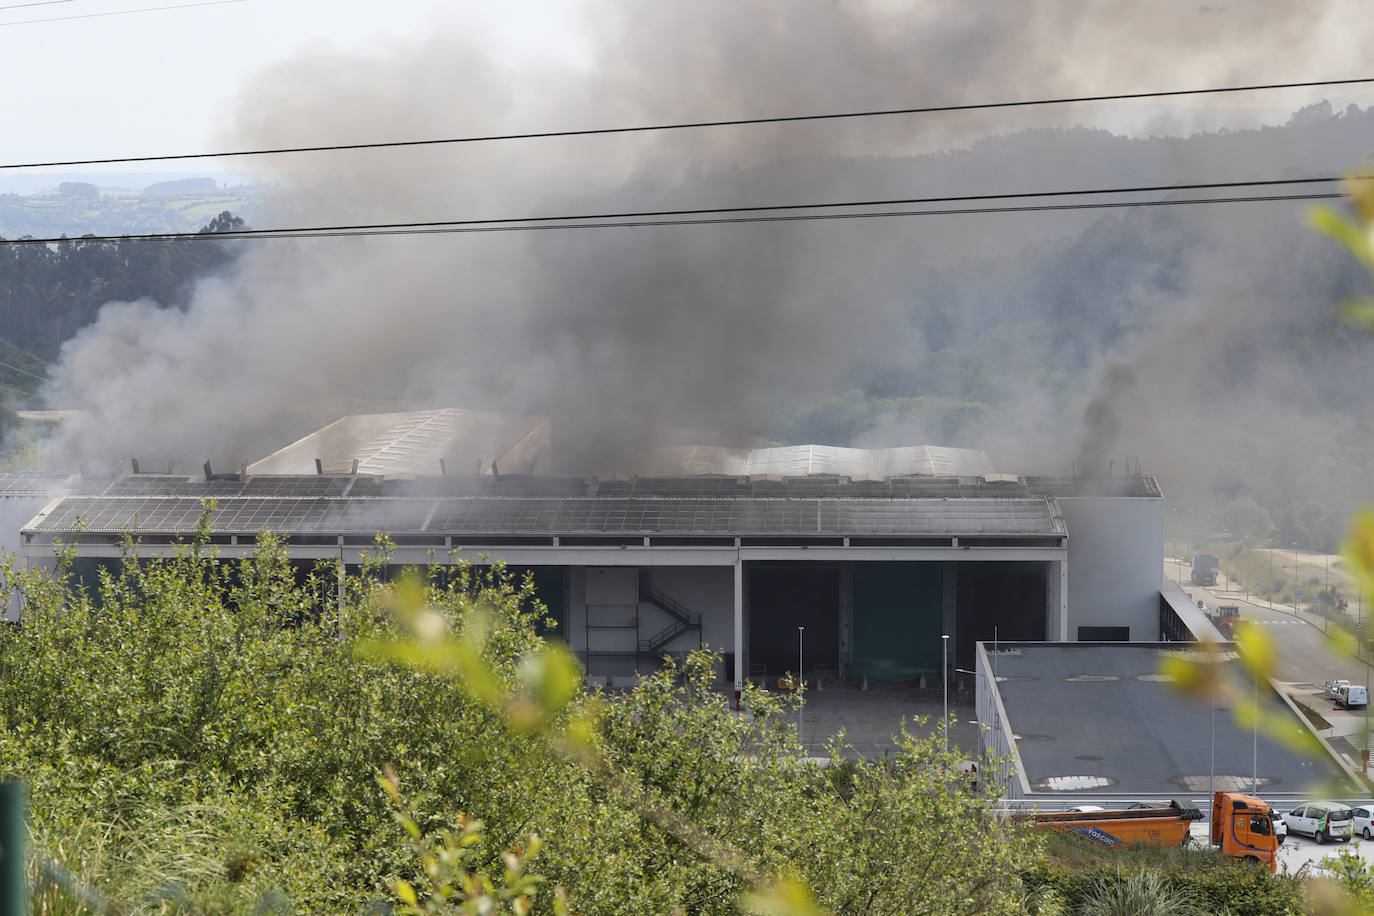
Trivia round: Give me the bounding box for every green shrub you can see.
[1078,869,1201,916]
[0,532,1040,914]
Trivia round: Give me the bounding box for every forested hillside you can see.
[0,212,244,400]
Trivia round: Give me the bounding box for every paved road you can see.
[1167,559,1363,688]
[1169,558,1374,777]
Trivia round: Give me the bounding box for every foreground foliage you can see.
[1025,833,1305,916]
[0,535,1036,914]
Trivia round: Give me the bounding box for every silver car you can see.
[1283,802,1353,844]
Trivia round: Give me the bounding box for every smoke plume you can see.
[41,0,1374,490]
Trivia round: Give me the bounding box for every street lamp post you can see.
[1209,698,1215,810]
[1252,673,1259,796]
[798,626,805,753]
[942,634,950,755]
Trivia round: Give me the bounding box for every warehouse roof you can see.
[989,643,1349,796]
[246,408,552,478]
[635,443,994,478]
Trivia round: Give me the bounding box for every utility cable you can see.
[0,359,47,382]
[0,186,1345,246]
[0,0,243,27]
[0,335,51,368]
[0,0,77,11]
[1,76,1370,169]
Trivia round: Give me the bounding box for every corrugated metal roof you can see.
[634,444,994,478]
[246,408,552,479]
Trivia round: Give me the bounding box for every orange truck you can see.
[1209,605,1242,638]
[1210,792,1281,872]
[1028,793,1279,872]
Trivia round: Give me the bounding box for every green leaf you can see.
[1309,206,1374,270]
[520,644,583,715]
[742,877,831,916]
[1339,296,1374,330]
[1233,621,1276,680]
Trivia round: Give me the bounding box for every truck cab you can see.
[1213,792,1279,871]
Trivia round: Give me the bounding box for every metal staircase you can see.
[637,582,703,656]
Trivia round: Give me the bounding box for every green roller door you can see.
[851,563,942,682]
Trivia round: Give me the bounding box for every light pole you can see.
[1252,673,1259,796]
[1209,697,1215,810]
[942,634,950,755]
[798,626,805,752]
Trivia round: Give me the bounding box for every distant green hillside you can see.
[0,184,259,238]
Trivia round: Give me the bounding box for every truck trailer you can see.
[1029,799,1201,849]
[1191,554,1220,587]
[1028,793,1279,872]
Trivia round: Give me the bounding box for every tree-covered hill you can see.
[0,180,257,239]
[0,212,245,401]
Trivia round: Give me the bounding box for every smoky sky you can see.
[41,0,1374,480]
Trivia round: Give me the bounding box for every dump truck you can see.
[1028,793,1278,872]
[1191,554,1219,586]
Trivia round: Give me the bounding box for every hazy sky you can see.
[1,0,581,168]
[4,0,1371,180]
[20,0,1374,491]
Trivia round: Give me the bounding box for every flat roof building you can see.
[19,461,1166,691]
[972,642,1358,801]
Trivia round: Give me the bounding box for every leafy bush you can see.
[0,531,1038,914]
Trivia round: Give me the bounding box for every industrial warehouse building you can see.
[15,408,1168,689]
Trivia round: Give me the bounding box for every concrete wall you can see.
[1059,495,1165,641]
[1,495,49,620]
[643,566,734,653]
[566,565,734,677]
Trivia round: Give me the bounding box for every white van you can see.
[1283,802,1354,844]
[1338,684,1369,709]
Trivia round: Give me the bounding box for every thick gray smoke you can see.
[41,0,1374,482]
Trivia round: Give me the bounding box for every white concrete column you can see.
[1056,558,1070,640]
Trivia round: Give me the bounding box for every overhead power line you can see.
[0,0,243,27]
[0,176,1353,246]
[2,76,1371,170]
[0,335,50,368]
[0,359,46,382]
[0,0,77,11]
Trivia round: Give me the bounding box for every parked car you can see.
[1352,803,1374,839]
[1275,816,1287,844]
[1283,802,1354,843]
[1337,684,1369,709]
[1325,680,1352,700]
[1069,805,1105,812]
